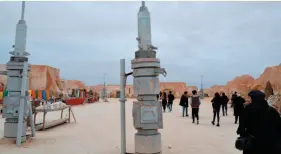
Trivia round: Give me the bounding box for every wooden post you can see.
[34,112,37,126]
[61,109,64,119]
[27,115,30,126]
[43,112,46,130]
[70,108,77,123]
[68,107,71,123]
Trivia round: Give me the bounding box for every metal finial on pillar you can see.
[21,1,25,20]
[103,73,108,102]
[142,1,145,7]
[200,75,204,99]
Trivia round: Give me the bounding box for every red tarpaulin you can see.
[65,98,85,106]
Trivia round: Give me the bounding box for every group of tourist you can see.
[158,89,281,154]
[158,91,175,112]
[210,91,246,127]
[210,90,281,154]
[158,90,201,124]
[167,90,251,127]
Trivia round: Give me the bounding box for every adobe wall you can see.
[0,64,87,95]
[90,82,196,98]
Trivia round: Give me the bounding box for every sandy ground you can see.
[0,98,241,154]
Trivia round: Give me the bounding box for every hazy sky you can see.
[1,1,281,88]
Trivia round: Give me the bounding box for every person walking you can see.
[231,91,238,108]
[190,90,201,124]
[236,90,281,154]
[211,92,222,127]
[162,92,167,112]
[233,93,245,124]
[221,92,229,116]
[179,91,189,117]
[167,91,175,112]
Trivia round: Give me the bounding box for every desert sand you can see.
[0,98,240,154]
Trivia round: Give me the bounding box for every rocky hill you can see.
[206,63,281,97]
[253,63,281,91]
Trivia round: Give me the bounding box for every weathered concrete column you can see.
[2,1,35,146]
[132,1,166,154]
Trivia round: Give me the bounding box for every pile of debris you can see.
[36,101,67,111]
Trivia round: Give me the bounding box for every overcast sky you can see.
[1,1,281,88]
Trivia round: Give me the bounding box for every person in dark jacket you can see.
[159,91,162,100]
[156,94,159,100]
[236,90,281,154]
[221,92,229,116]
[179,91,189,117]
[231,91,238,108]
[162,92,167,112]
[191,90,201,124]
[211,92,222,127]
[167,91,175,112]
[233,93,245,124]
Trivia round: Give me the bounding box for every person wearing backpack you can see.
[190,90,201,124]
[236,90,281,154]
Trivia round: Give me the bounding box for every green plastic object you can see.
[35,90,39,98]
[3,86,8,97]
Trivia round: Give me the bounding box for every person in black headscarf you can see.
[221,92,229,116]
[236,90,281,154]
[233,93,245,124]
[162,92,167,112]
[211,92,222,127]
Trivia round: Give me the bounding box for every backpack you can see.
[191,96,200,108]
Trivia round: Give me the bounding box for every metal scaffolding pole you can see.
[120,59,126,154]
[16,62,28,146]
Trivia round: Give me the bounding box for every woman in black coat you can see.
[162,92,167,112]
[211,92,222,127]
[236,90,281,154]
[221,93,229,116]
[233,94,245,124]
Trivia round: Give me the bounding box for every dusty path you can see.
[0,98,241,154]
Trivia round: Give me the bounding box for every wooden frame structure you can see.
[34,105,76,131]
